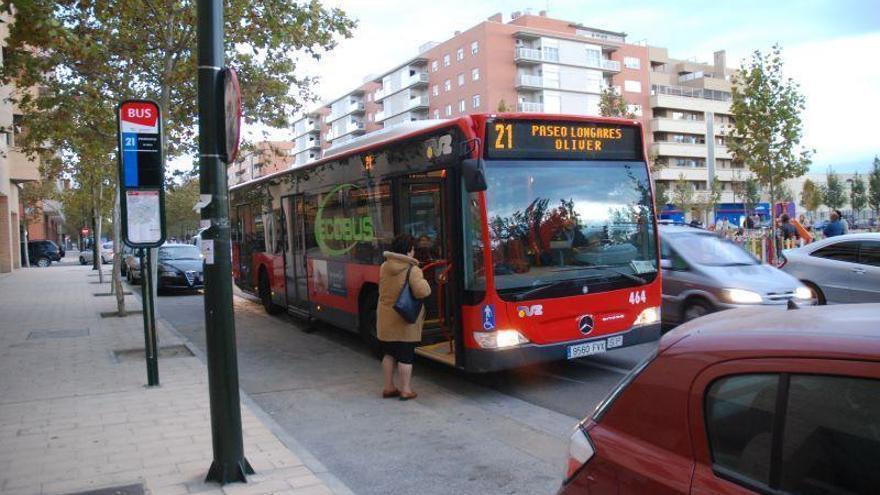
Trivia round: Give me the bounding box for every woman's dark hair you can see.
[780,213,790,222]
[391,234,414,255]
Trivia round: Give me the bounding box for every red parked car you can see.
[560,303,880,495]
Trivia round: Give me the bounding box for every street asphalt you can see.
[147,283,657,495]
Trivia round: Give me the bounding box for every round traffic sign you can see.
[222,67,242,164]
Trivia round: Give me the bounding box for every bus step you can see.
[415,341,455,367]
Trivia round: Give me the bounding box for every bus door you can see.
[398,172,455,365]
[236,204,254,287]
[282,195,310,314]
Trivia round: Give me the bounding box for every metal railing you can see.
[518,101,543,112]
[517,74,543,88]
[651,84,731,102]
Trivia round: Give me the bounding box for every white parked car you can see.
[781,233,880,304]
[79,241,115,265]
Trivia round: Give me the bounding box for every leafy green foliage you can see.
[728,44,812,204]
[164,176,201,239]
[598,86,635,119]
[868,156,880,217]
[653,181,670,216]
[822,168,846,210]
[672,174,695,220]
[800,179,822,215]
[850,172,867,216]
[743,176,762,214]
[496,98,512,112]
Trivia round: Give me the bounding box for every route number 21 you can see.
[494,123,513,149]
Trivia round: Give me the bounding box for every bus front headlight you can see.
[474,330,529,349]
[633,306,661,326]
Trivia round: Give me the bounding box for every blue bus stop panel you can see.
[122,132,139,187]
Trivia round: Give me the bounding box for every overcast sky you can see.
[242,0,880,174]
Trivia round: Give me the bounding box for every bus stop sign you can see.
[117,100,166,247]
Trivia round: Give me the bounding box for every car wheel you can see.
[683,299,712,322]
[358,288,382,358]
[802,281,826,305]
[259,269,283,315]
[79,256,87,265]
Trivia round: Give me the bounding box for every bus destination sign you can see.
[485,120,642,161]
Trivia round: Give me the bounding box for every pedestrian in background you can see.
[377,234,431,401]
[780,214,799,242]
[834,209,849,234]
[824,211,845,237]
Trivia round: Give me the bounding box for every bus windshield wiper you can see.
[513,279,579,301]
[576,265,646,284]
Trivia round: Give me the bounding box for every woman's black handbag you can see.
[393,265,423,324]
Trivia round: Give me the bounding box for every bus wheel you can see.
[259,269,283,315]
[358,288,382,358]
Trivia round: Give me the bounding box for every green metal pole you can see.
[197,0,252,484]
[143,249,160,386]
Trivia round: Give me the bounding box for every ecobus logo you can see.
[314,183,375,256]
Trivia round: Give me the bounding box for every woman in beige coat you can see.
[377,234,432,400]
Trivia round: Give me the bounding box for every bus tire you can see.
[259,268,283,315]
[358,286,382,358]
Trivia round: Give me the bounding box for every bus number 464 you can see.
[628,290,646,305]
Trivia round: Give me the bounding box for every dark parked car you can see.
[559,303,879,495]
[27,240,63,267]
[157,244,204,291]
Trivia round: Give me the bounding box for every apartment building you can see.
[0,12,43,272]
[227,141,295,187]
[285,8,739,205]
[647,47,738,203]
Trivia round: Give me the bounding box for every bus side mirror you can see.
[461,158,487,193]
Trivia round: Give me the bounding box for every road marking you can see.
[570,359,631,375]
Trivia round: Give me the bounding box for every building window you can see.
[471,41,479,55]
[433,109,440,119]
[367,113,373,122]
[457,73,465,86]
[627,104,642,116]
[624,80,642,93]
[624,56,641,69]
[472,94,480,109]
[445,104,452,117]
[444,79,451,92]
[431,60,438,72]
[443,54,450,67]
[456,48,464,61]
[432,85,439,96]
[459,99,466,113]
[472,68,479,81]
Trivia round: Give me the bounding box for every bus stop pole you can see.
[140,249,160,386]
[197,0,252,484]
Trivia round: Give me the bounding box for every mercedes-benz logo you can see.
[578,315,594,335]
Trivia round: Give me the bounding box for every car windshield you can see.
[102,242,114,250]
[159,245,201,260]
[673,233,757,266]
[484,160,657,299]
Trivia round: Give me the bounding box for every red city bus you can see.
[229,113,661,372]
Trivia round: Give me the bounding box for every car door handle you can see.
[851,268,866,274]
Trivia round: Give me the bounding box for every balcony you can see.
[518,101,543,112]
[515,47,620,72]
[655,167,708,182]
[650,118,706,135]
[376,96,430,122]
[589,58,620,72]
[514,47,543,63]
[516,74,543,90]
[327,120,365,141]
[325,101,366,124]
[293,120,320,138]
[715,144,732,160]
[651,141,708,159]
[375,73,429,102]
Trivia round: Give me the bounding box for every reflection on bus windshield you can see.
[484,161,657,296]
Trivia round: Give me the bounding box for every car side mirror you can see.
[461,158,487,193]
[660,259,673,270]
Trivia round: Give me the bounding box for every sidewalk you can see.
[0,258,350,495]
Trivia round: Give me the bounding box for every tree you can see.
[728,44,812,244]
[4,0,355,312]
[776,183,795,203]
[800,178,822,218]
[705,177,723,224]
[672,174,695,221]
[164,174,201,240]
[743,176,762,216]
[598,86,635,119]
[823,168,846,211]
[653,181,670,217]
[850,172,867,219]
[497,98,512,112]
[868,156,880,219]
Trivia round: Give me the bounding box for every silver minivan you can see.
[660,225,813,326]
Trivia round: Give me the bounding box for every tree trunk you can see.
[94,184,105,283]
[111,188,126,315]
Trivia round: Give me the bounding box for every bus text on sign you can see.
[485,119,641,161]
[117,100,166,247]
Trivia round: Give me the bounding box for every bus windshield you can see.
[484,160,657,300]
